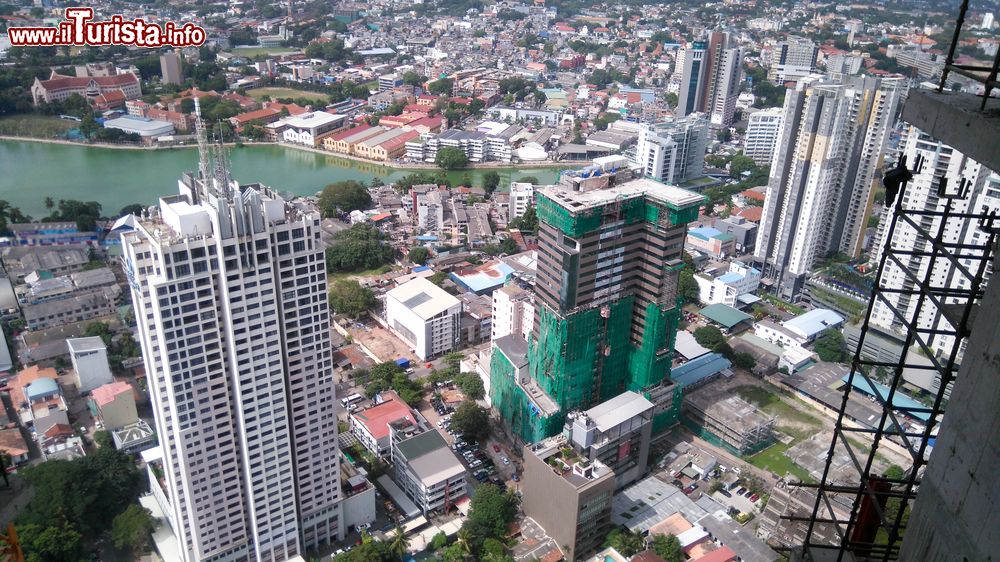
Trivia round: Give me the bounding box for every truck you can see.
[395,357,411,369]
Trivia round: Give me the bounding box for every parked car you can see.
[493,444,501,453]
[750,493,760,502]
[736,487,747,496]
[470,460,483,468]
[511,473,520,482]
[744,490,754,498]
[500,456,510,465]
[719,489,732,497]
[684,483,699,494]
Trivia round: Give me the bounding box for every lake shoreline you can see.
[0,135,577,171]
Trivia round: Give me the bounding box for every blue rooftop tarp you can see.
[670,353,732,388]
[449,262,515,295]
[841,374,930,421]
[413,266,430,272]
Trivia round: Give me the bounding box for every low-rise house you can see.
[281,111,347,146]
[349,390,419,457]
[67,336,115,393]
[90,380,138,430]
[22,287,119,331]
[694,262,761,307]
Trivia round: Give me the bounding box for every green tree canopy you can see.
[602,527,645,557]
[16,522,85,562]
[44,199,103,231]
[111,504,154,554]
[454,372,485,400]
[461,484,520,554]
[435,147,469,170]
[328,279,377,318]
[408,246,430,265]
[318,180,373,217]
[693,325,727,351]
[427,78,454,95]
[508,207,538,234]
[325,224,395,273]
[482,171,501,194]
[815,330,848,362]
[451,400,490,442]
[678,268,700,303]
[650,534,684,562]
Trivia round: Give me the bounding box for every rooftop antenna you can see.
[210,120,233,195]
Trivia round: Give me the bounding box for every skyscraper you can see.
[121,112,341,562]
[870,124,1000,357]
[490,157,704,442]
[675,41,707,118]
[160,50,184,85]
[676,31,744,128]
[754,75,901,300]
[631,114,710,186]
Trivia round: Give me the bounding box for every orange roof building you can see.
[349,391,417,456]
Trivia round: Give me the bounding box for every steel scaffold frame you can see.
[789,154,999,561]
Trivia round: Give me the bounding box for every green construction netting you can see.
[627,303,680,391]
[651,385,683,433]
[537,193,603,237]
[530,306,603,412]
[491,347,563,443]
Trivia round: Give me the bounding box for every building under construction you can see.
[681,388,776,456]
[491,156,705,442]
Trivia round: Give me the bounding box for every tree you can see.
[508,207,538,233]
[454,372,485,400]
[429,271,448,286]
[499,237,518,255]
[650,534,684,562]
[119,203,146,217]
[518,175,539,184]
[430,531,449,551]
[402,70,426,86]
[408,246,430,265]
[436,147,469,170]
[318,180,372,216]
[483,170,501,195]
[451,400,489,442]
[729,154,757,180]
[815,330,848,362]
[678,269,700,303]
[325,224,395,273]
[602,527,645,557]
[731,351,756,371]
[15,523,85,562]
[45,199,102,232]
[389,525,409,560]
[111,505,153,554]
[693,326,727,351]
[329,279,377,318]
[427,78,454,95]
[461,483,519,553]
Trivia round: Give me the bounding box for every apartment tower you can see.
[121,113,341,562]
[490,157,704,442]
[754,75,901,300]
[870,124,1000,358]
[676,31,744,129]
[631,114,710,186]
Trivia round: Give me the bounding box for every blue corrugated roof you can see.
[841,374,930,421]
[670,353,732,388]
[717,272,744,283]
[25,377,59,400]
[449,262,515,294]
[413,266,430,272]
[783,309,844,338]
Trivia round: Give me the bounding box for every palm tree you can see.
[455,528,473,556]
[389,525,409,560]
[44,196,54,210]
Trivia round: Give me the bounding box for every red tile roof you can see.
[351,391,414,440]
[691,545,737,562]
[92,381,133,408]
[327,124,372,142]
[38,72,139,92]
[231,107,282,124]
[736,206,763,222]
[0,428,29,457]
[739,188,766,201]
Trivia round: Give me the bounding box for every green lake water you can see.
[0,140,566,217]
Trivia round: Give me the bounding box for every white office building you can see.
[508,182,534,221]
[744,108,784,166]
[708,45,744,129]
[390,428,467,516]
[755,76,901,300]
[67,336,114,393]
[491,283,534,341]
[870,124,1000,357]
[769,37,819,83]
[120,120,342,562]
[281,111,346,146]
[631,114,709,185]
[385,277,462,360]
[693,262,762,306]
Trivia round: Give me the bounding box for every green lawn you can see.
[247,87,330,102]
[748,442,816,483]
[733,385,823,427]
[231,46,300,57]
[0,114,77,138]
[327,265,397,285]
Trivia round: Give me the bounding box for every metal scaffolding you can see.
[789,153,999,560]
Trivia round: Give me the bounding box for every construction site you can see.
[492,159,707,444]
[681,383,777,456]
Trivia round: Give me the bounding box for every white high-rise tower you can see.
[121,106,342,562]
[754,75,902,300]
[871,124,1000,359]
